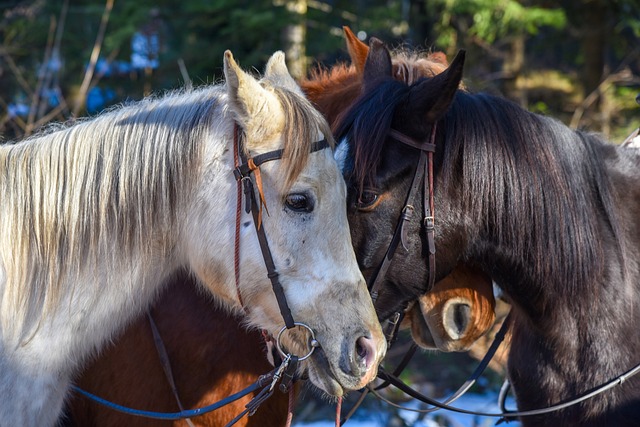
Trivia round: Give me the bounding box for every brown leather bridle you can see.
[367,124,438,310]
[232,122,330,333]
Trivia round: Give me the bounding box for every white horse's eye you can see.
[285,193,313,213]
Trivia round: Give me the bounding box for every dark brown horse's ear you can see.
[412,49,465,122]
[363,37,393,91]
[343,26,369,75]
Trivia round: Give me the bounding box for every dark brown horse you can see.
[65,30,497,426]
[335,38,640,426]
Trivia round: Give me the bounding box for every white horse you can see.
[0,51,386,426]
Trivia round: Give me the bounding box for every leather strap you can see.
[234,124,295,329]
[146,311,197,427]
[232,124,330,329]
[233,139,330,180]
[368,124,438,304]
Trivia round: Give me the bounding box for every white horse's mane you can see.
[0,71,333,339]
[1,86,224,335]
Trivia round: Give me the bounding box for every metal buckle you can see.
[424,216,434,229]
[383,312,402,347]
[402,205,415,220]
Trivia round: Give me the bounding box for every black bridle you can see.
[338,123,443,424]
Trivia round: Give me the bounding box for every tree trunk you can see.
[501,34,526,107]
[408,0,433,47]
[283,0,307,80]
[582,0,608,96]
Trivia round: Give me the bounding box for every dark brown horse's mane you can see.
[441,92,625,297]
[329,49,460,192]
[336,80,624,300]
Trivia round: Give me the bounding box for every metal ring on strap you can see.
[275,322,319,361]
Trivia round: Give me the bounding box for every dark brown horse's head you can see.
[334,38,467,321]
[326,31,496,350]
[305,30,496,348]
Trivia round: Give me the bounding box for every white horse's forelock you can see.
[0,86,223,338]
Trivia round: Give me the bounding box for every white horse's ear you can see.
[264,51,302,94]
[224,50,282,143]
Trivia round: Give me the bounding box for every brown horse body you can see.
[66,29,496,426]
[69,275,287,427]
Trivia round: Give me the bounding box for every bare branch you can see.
[177,58,192,91]
[0,96,27,134]
[33,98,70,130]
[72,0,114,117]
[0,50,34,97]
[86,48,120,95]
[570,47,640,130]
[24,13,57,137]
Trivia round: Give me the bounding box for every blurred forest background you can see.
[1,1,639,424]
[1,0,639,143]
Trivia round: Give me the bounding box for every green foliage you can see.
[433,0,566,47]
[177,0,291,81]
[530,101,550,115]
[1,0,638,143]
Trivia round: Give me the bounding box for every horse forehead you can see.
[298,150,342,185]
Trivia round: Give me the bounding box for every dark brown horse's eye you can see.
[285,193,313,213]
[356,190,379,210]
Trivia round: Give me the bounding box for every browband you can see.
[233,139,330,180]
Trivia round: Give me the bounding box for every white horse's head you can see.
[184,51,386,396]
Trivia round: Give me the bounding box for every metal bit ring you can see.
[276,322,319,361]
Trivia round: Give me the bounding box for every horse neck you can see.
[444,98,640,423]
[0,90,223,350]
[442,95,619,302]
[506,271,640,425]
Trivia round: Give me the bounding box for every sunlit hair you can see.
[0,79,330,338]
[271,87,334,190]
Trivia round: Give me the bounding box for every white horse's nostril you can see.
[356,338,367,363]
[355,336,377,372]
